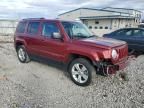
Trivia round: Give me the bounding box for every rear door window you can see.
[16,22,27,33]
[27,22,40,35]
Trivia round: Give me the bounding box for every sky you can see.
[0,0,144,19]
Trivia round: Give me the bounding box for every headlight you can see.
[111,49,119,60]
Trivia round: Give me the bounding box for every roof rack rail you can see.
[22,18,45,20]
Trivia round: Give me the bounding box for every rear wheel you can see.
[17,45,30,63]
[69,58,94,86]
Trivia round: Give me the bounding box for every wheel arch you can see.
[15,41,25,51]
[66,53,98,71]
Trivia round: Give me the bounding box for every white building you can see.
[58,7,142,36]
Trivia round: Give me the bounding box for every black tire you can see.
[17,45,30,63]
[68,58,94,86]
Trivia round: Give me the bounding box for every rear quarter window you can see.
[16,22,27,33]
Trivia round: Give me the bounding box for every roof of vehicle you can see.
[111,28,144,33]
[22,18,59,22]
[21,18,79,23]
[118,28,144,30]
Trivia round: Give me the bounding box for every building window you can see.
[83,20,88,26]
[95,26,98,29]
[105,27,108,29]
[125,25,128,27]
[89,26,92,29]
[135,19,139,23]
[95,21,99,24]
[99,26,103,29]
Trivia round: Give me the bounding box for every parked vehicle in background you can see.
[14,18,128,86]
[103,28,144,53]
[138,24,144,28]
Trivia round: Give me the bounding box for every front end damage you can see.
[94,58,128,76]
[94,44,129,76]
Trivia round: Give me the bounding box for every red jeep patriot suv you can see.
[14,18,128,86]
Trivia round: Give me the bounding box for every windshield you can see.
[62,21,94,39]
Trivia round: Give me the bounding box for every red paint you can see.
[14,19,128,74]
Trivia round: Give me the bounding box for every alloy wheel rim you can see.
[72,63,89,83]
[18,48,26,61]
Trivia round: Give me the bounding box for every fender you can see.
[64,49,100,64]
[15,36,28,50]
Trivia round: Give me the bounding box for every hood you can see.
[76,37,126,48]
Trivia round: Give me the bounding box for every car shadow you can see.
[30,55,70,77]
[128,51,143,58]
[30,52,142,79]
[31,55,113,78]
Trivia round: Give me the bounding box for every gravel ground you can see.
[0,37,144,108]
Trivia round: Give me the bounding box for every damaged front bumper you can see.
[93,57,129,76]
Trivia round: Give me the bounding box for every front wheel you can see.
[69,58,94,86]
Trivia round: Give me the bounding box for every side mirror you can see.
[53,32,62,39]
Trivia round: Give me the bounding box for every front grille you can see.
[117,45,128,60]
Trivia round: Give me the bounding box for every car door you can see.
[25,21,43,55]
[132,29,144,51]
[39,21,66,62]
